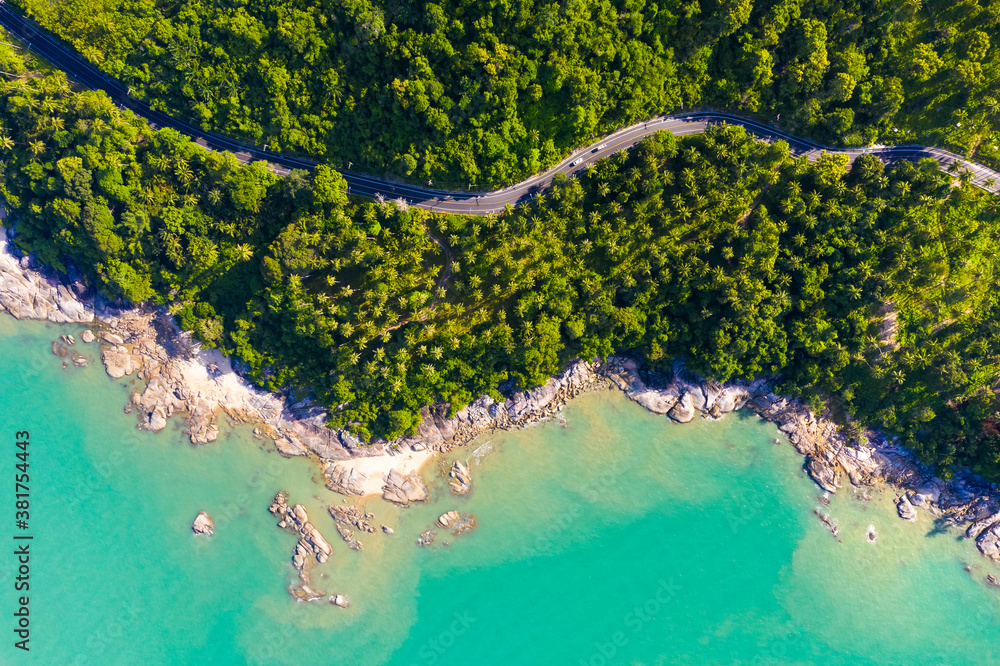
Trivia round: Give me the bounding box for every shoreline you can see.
[3,231,999,568]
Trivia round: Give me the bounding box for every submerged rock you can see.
[987,574,1000,588]
[866,525,878,543]
[382,469,429,507]
[191,511,215,536]
[288,584,326,603]
[813,509,839,537]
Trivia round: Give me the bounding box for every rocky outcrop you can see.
[428,511,477,540]
[396,358,604,455]
[805,456,842,493]
[975,521,1000,561]
[449,460,472,495]
[667,392,697,423]
[268,492,333,580]
[0,236,94,323]
[597,355,1000,564]
[896,496,918,522]
[324,463,369,496]
[330,594,350,608]
[382,469,429,507]
[100,331,125,345]
[328,504,372,550]
[11,207,1000,568]
[191,511,214,536]
[328,505,375,534]
[437,511,460,529]
[102,344,138,379]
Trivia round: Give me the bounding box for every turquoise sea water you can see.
[2,316,1000,665]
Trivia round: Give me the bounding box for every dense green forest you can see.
[1,43,999,476]
[12,0,1000,186]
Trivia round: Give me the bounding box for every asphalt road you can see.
[1,2,997,215]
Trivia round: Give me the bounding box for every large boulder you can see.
[975,519,1000,561]
[805,456,842,493]
[507,379,559,419]
[325,463,369,496]
[714,386,748,413]
[667,392,697,423]
[896,496,917,522]
[437,511,461,529]
[382,469,429,507]
[629,389,677,414]
[100,331,125,345]
[101,345,137,379]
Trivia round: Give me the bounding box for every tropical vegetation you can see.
[1,42,999,478]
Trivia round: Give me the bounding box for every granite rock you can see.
[382,469,429,507]
[191,511,215,536]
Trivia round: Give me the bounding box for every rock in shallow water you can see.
[80,329,95,343]
[191,511,214,536]
[976,522,1000,561]
[866,525,878,542]
[288,584,326,602]
[449,460,472,495]
[269,491,334,575]
[667,392,697,423]
[437,511,461,529]
[896,496,918,522]
[805,456,842,493]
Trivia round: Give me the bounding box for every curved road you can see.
[1,2,997,215]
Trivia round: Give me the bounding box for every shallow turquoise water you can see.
[2,316,1000,665]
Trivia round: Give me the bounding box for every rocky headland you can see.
[4,225,1000,576]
